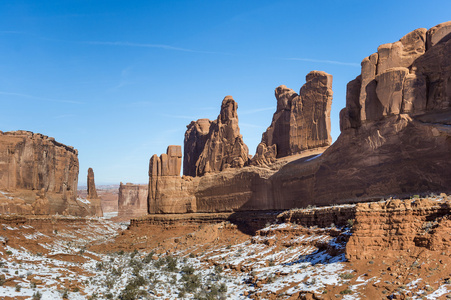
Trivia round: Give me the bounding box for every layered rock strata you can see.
[346,197,451,260]
[183,96,249,177]
[0,131,81,215]
[253,71,333,165]
[86,168,103,217]
[118,183,148,219]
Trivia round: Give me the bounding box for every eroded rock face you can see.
[118,182,148,219]
[183,119,212,177]
[86,168,103,217]
[253,71,332,165]
[346,197,451,260]
[184,96,249,176]
[0,131,79,214]
[148,145,195,213]
[341,22,451,129]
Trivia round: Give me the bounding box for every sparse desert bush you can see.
[15,284,21,292]
[181,272,201,293]
[61,288,69,299]
[32,291,42,299]
[130,249,139,258]
[339,273,354,280]
[143,251,155,263]
[165,255,178,272]
[96,262,104,271]
[182,265,195,275]
[340,288,353,295]
[214,265,223,275]
[347,219,354,228]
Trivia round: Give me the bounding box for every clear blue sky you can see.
[1,0,450,185]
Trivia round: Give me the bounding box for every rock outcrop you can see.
[183,119,212,177]
[148,145,195,213]
[0,131,80,215]
[346,196,451,260]
[253,71,333,165]
[340,22,451,129]
[86,168,103,217]
[142,22,450,215]
[184,96,249,177]
[318,21,451,204]
[118,183,148,219]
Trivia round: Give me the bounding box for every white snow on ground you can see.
[0,219,449,299]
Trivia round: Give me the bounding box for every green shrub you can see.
[182,265,195,275]
[340,288,353,295]
[143,251,155,263]
[32,291,42,300]
[165,256,178,272]
[339,273,354,280]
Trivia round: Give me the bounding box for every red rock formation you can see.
[118,182,148,219]
[183,119,212,177]
[184,96,249,177]
[0,131,80,215]
[148,145,195,213]
[144,22,450,215]
[318,21,451,204]
[86,168,103,217]
[346,197,451,260]
[253,71,332,165]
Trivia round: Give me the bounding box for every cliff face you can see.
[0,131,81,215]
[313,21,451,204]
[0,131,79,199]
[253,71,333,165]
[118,183,148,219]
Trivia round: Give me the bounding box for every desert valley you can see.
[0,19,451,300]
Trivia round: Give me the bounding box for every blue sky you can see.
[1,0,450,185]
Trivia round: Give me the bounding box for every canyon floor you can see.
[0,197,451,300]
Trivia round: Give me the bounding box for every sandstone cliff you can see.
[147,145,196,214]
[184,96,249,177]
[253,71,332,165]
[118,182,148,219]
[315,21,451,204]
[0,131,82,215]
